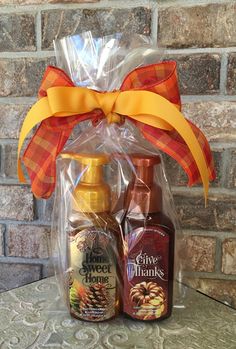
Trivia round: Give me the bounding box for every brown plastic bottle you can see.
[122,154,175,321]
[64,153,122,322]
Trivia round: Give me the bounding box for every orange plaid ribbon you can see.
[19,61,215,199]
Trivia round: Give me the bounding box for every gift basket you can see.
[18,32,215,322]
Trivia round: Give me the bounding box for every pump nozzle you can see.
[126,153,162,213]
[61,152,110,213]
[130,154,160,186]
[63,153,109,185]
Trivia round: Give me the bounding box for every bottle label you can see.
[68,228,116,321]
[124,226,170,320]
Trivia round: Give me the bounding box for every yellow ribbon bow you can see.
[18,86,210,202]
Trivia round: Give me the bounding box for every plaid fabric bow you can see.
[21,61,215,199]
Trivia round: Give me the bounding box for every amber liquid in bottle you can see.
[66,153,122,322]
[122,154,175,321]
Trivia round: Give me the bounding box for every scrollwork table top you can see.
[0,277,235,349]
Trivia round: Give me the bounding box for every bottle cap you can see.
[130,154,161,168]
[126,153,162,213]
[62,152,110,213]
[130,154,161,186]
[65,153,110,167]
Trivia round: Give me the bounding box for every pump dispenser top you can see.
[62,153,110,213]
[126,154,162,214]
[131,154,160,186]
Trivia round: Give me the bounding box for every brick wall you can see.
[0,0,235,307]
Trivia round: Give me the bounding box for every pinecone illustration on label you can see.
[80,283,111,320]
[69,228,117,321]
[130,282,166,320]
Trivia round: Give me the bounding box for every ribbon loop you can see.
[18,63,215,200]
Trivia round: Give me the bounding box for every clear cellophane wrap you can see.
[48,32,187,322]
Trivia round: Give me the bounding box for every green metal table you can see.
[0,277,235,348]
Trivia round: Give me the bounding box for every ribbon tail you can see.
[22,124,73,198]
[138,121,215,186]
[114,91,211,203]
[18,66,79,191]
[19,108,100,198]
[186,120,216,182]
[17,97,53,183]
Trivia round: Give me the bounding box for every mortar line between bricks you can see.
[0,256,50,265]
[0,139,18,145]
[33,196,39,221]
[1,47,236,59]
[0,0,152,13]
[40,264,44,279]
[183,271,236,281]
[219,53,228,95]
[0,51,54,58]
[0,179,21,186]
[181,95,236,102]
[35,196,47,222]
[0,180,30,186]
[41,265,51,278]
[0,144,5,176]
[221,148,231,188]
[172,186,236,197]
[215,237,223,274]
[4,224,9,258]
[157,0,236,9]
[183,229,236,239]
[166,47,236,55]
[36,10,42,51]
[42,264,52,278]
[2,224,7,257]
[0,219,51,226]
[150,1,158,45]
[0,97,36,104]
[209,142,236,150]
[3,95,229,105]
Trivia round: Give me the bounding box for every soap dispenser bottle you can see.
[122,154,175,321]
[65,153,122,322]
